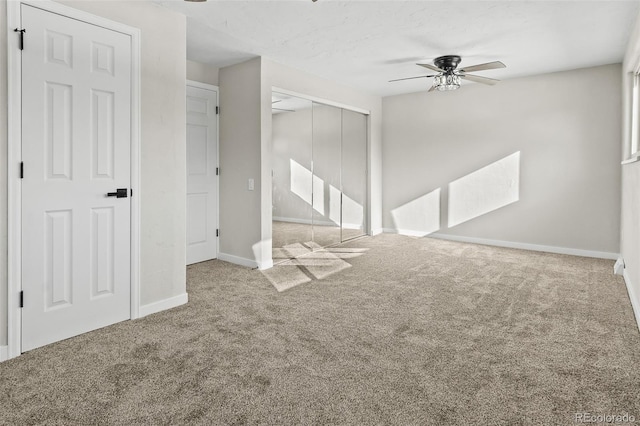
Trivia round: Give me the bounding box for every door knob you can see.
[106,188,128,198]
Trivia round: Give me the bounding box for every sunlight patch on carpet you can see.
[263,243,368,292]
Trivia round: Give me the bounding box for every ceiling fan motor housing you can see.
[434,55,462,71]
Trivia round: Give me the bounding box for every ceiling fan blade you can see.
[389,75,436,83]
[458,61,505,73]
[417,63,444,73]
[272,100,282,104]
[428,85,437,92]
[273,107,295,112]
[460,73,500,85]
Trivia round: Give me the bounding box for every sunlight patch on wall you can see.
[448,152,520,228]
[391,188,441,237]
[290,159,312,205]
[342,192,364,230]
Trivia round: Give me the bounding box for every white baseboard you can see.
[622,267,640,334]
[139,293,188,318]
[383,227,430,237]
[382,228,619,260]
[371,227,384,236]
[218,252,259,269]
[0,346,8,362]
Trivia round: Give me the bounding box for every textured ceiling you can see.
[156,0,640,97]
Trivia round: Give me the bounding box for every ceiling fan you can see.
[389,55,506,92]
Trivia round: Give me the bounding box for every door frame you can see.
[186,80,220,263]
[6,0,141,359]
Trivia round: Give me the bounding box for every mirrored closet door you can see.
[271,92,367,263]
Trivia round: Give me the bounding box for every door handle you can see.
[106,188,128,198]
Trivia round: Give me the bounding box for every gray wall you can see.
[382,64,622,255]
[218,58,265,265]
[0,0,187,348]
[187,60,219,86]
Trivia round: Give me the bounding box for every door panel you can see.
[21,5,132,351]
[341,110,367,241]
[271,93,313,261]
[312,103,342,247]
[186,85,218,265]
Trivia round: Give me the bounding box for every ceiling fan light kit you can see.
[434,74,461,91]
[390,55,506,92]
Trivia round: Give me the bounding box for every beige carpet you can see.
[1,234,639,424]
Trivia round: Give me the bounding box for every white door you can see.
[186,84,218,265]
[21,5,132,351]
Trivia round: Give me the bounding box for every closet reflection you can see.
[271,92,367,262]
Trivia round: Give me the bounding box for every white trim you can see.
[622,268,640,333]
[430,233,619,260]
[186,79,219,92]
[129,8,142,322]
[382,229,619,260]
[186,80,220,263]
[0,346,8,362]
[138,293,188,319]
[272,86,370,115]
[622,154,640,165]
[383,227,431,238]
[7,0,23,360]
[6,0,142,358]
[218,252,259,269]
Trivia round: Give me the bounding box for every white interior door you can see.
[186,84,218,265]
[21,4,132,352]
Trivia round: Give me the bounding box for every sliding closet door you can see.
[271,93,313,260]
[341,110,367,240]
[312,102,342,247]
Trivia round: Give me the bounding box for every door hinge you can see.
[20,162,24,179]
[216,229,219,237]
[19,291,24,308]
[130,188,133,197]
[216,167,219,176]
[216,106,219,115]
[14,28,26,51]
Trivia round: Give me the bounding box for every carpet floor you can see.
[1,234,639,425]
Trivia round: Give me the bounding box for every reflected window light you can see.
[342,192,364,229]
[290,159,312,206]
